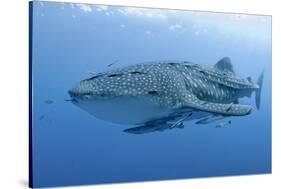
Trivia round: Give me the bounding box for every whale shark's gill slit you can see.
[199,70,207,75]
[130,71,145,74]
[108,73,123,77]
[86,74,104,81]
[168,62,178,66]
[148,91,159,95]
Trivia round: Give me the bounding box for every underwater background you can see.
[31,1,272,187]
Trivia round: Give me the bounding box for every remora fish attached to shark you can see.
[68,57,264,134]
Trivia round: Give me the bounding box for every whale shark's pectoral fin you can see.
[124,113,190,134]
[183,94,252,116]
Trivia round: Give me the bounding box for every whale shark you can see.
[68,57,264,134]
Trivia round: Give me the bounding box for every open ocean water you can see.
[30,1,272,187]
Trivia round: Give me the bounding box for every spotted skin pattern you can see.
[69,59,258,116]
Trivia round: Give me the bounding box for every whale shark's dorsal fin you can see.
[214,57,235,74]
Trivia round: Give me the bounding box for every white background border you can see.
[0,0,279,188]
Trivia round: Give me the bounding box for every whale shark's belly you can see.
[72,96,172,125]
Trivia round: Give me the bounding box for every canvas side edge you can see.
[28,1,34,188]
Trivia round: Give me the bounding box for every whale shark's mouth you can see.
[68,90,93,100]
[68,89,114,101]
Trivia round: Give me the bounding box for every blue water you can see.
[31,1,272,188]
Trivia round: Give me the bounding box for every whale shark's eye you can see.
[108,73,123,77]
[148,91,159,95]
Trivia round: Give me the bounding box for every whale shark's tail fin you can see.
[255,70,264,110]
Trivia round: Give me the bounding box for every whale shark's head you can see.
[68,67,170,125]
[68,70,156,100]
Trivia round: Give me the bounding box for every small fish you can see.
[45,99,53,104]
[39,115,52,124]
[39,115,45,121]
[107,60,118,67]
[170,114,190,128]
